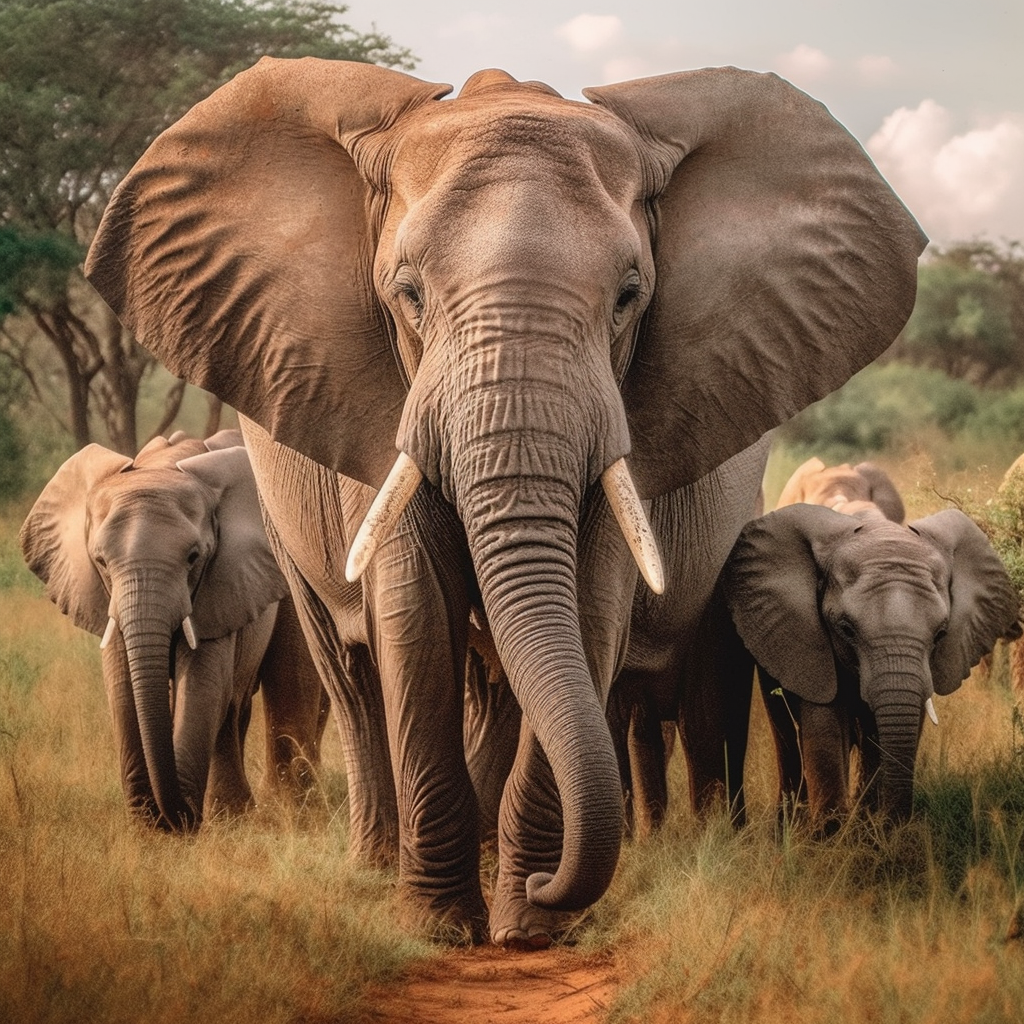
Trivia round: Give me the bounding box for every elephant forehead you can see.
[831,526,948,592]
[391,96,646,204]
[90,468,213,527]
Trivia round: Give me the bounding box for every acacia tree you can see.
[0,0,414,454]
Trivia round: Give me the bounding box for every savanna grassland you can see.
[2,442,1024,1024]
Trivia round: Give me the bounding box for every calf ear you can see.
[176,447,289,638]
[725,504,854,703]
[911,509,1022,694]
[585,68,926,498]
[19,445,133,634]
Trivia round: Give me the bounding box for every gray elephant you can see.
[776,456,905,521]
[83,58,924,943]
[20,431,329,831]
[725,503,1020,827]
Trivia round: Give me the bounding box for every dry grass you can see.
[0,509,433,1024]
[3,449,1024,1024]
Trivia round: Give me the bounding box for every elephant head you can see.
[726,504,1021,820]
[776,456,906,522]
[19,433,288,829]
[84,59,924,905]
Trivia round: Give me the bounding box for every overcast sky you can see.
[350,1,1023,248]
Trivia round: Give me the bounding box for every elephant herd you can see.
[17,56,1022,948]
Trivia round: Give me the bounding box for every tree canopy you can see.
[886,240,1024,387]
[0,0,414,455]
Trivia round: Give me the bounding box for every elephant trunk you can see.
[115,572,198,831]
[458,466,624,912]
[865,653,927,822]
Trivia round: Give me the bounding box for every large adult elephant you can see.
[84,59,925,943]
[20,431,328,830]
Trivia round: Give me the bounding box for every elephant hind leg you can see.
[258,594,331,799]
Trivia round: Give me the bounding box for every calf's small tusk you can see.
[182,615,199,650]
[346,452,423,582]
[100,616,117,649]
[601,458,665,595]
[925,696,938,726]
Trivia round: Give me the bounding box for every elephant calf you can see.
[725,499,1020,827]
[776,456,905,522]
[20,430,329,831]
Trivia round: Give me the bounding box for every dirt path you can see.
[359,947,620,1024]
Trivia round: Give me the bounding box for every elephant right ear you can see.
[725,504,854,703]
[19,445,133,635]
[85,57,452,490]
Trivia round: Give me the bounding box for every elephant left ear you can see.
[176,446,289,639]
[911,508,1022,694]
[584,68,928,497]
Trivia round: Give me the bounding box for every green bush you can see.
[778,362,1024,470]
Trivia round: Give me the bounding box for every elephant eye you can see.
[393,269,424,322]
[187,549,200,567]
[615,276,640,312]
[400,282,422,311]
[94,555,107,570]
[934,625,948,644]
[836,617,857,642]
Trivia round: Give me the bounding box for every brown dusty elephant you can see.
[996,453,1024,716]
[83,58,925,943]
[776,456,905,522]
[725,503,1020,828]
[19,430,329,831]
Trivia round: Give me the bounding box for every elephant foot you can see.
[488,889,580,949]
[399,886,490,946]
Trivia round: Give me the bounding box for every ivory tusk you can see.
[601,458,665,595]
[925,696,938,726]
[100,616,117,650]
[345,452,423,582]
[182,615,199,650]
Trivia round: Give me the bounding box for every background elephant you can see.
[776,456,905,521]
[20,431,329,831]
[725,503,1020,827]
[84,58,924,943]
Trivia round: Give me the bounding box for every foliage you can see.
[887,240,1024,386]
[0,0,414,455]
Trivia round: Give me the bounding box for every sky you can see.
[348,0,1024,248]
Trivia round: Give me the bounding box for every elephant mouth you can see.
[345,451,664,593]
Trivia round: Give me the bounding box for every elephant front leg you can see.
[372,517,488,942]
[490,725,580,948]
[758,669,806,824]
[798,699,852,833]
[174,632,250,819]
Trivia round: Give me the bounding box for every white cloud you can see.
[556,14,623,53]
[776,44,833,85]
[867,100,1024,243]
[855,54,897,84]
